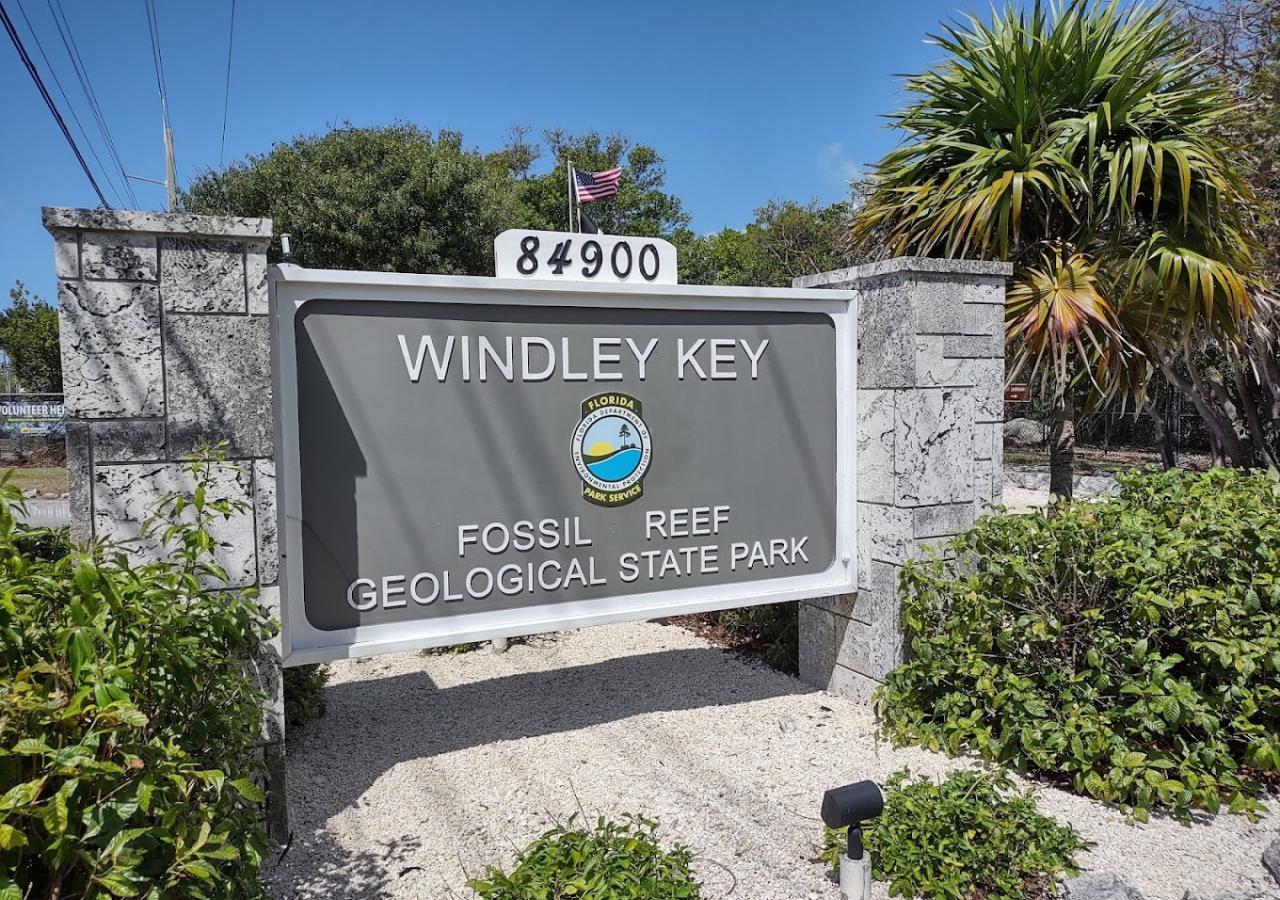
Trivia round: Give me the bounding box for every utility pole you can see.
[126,60,177,209]
[163,120,177,211]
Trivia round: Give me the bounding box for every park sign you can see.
[272,243,857,665]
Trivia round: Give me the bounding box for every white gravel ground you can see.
[265,622,1280,900]
[1002,484,1051,512]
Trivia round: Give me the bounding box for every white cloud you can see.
[817,142,861,186]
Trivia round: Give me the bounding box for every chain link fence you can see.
[1004,385,1212,461]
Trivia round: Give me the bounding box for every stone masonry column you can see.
[793,257,1011,701]
[43,208,287,839]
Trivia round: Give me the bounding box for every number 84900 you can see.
[515,235,662,281]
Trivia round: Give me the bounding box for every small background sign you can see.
[0,395,65,437]
[495,230,678,285]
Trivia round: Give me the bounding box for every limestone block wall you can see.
[793,258,1011,701]
[42,207,286,837]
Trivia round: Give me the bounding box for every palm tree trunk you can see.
[1049,380,1074,505]
[1210,432,1227,468]
[1142,394,1176,470]
[1231,361,1277,469]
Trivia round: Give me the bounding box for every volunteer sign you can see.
[273,264,856,665]
[0,395,65,436]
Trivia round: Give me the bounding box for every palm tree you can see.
[852,0,1260,500]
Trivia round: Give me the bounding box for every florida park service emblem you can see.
[573,392,651,507]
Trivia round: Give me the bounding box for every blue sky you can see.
[2,0,992,302]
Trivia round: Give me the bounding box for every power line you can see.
[45,0,137,206]
[45,0,136,206]
[143,0,176,209]
[143,0,169,126]
[0,0,110,206]
[219,0,235,165]
[12,0,125,206]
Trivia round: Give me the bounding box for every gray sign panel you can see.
[274,270,856,664]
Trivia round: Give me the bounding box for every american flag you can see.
[574,166,622,203]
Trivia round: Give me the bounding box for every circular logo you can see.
[572,396,652,502]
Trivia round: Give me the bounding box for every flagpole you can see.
[572,163,583,233]
[566,161,574,233]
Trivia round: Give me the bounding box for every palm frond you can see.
[851,0,1263,410]
[1006,247,1126,391]
[852,0,1251,270]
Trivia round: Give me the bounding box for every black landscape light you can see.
[821,780,884,900]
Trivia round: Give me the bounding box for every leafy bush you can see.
[13,524,70,562]
[468,814,700,899]
[879,469,1280,820]
[713,603,798,672]
[284,664,331,729]
[673,605,798,672]
[819,769,1088,900]
[0,455,273,898]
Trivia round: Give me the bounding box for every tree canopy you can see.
[182,122,859,290]
[0,283,60,394]
[677,199,858,287]
[182,125,518,275]
[181,125,695,276]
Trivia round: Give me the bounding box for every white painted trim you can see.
[271,267,858,666]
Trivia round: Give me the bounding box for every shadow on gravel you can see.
[265,834,422,900]
[265,644,814,897]
[321,646,810,760]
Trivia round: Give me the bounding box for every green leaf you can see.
[67,627,93,680]
[183,861,215,882]
[1120,751,1147,768]
[0,824,27,850]
[229,778,265,803]
[12,738,52,755]
[202,842,241,861]
[95,870,147,898]
[0,777,45,811]
[73,559,98,595]
[39,780,75,836]
[137,780,155,814]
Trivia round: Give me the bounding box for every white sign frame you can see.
[271,267,857,666]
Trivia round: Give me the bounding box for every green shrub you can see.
[13,524,71,562]
[284,663,331,729]
[468,814,700,899]
[819,769,1088,899]
[878,468,1280,820]
[713,603,798,672]
[0,455,272,898]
